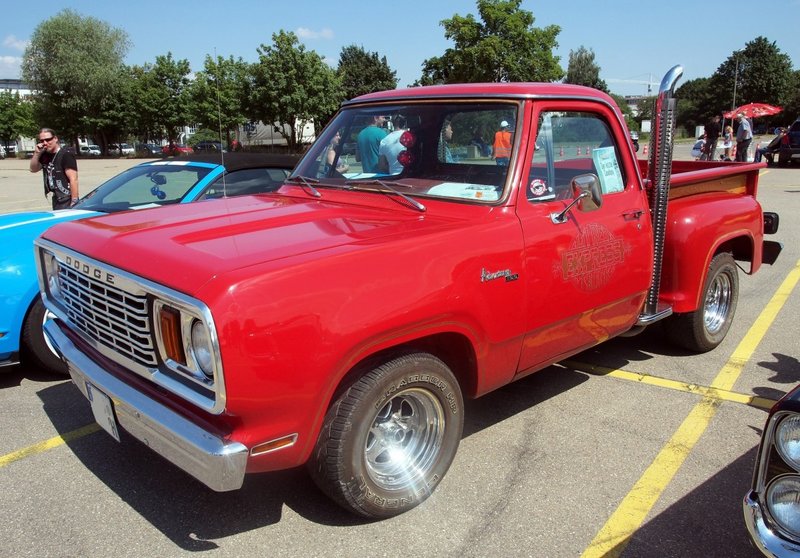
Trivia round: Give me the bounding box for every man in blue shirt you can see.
[735,113,753,162]
[357,115,387,173]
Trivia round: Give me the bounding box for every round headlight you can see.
[767,475,800,537]
[190,320,214,379]
[44,252,61,297]
[776,415,800,470]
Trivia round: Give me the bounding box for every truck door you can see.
[515,104,653,374]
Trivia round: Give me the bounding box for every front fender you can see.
[0,209,99,360]
[661,192,762,313]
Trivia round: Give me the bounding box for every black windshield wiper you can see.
[345,179,426,212]
[286,175,322,198]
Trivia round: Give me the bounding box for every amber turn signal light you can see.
[159,306,186,365]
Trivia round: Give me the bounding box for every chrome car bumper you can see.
[44,320,248,492]
[743,490,800,557]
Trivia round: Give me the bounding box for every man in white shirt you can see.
[735,113,753,162]
[377,115,408,174]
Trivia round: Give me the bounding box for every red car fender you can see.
[660,192,762,313]
[199,215,527,471]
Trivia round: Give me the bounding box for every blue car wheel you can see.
[22,296,67,375]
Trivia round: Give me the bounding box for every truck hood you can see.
[41,194,461,295]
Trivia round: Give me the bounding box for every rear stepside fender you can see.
[660,192,762,314]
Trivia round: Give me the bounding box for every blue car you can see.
[0,153,297,374]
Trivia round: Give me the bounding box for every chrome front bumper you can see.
[44,320,248,492]
[743,490,800,557]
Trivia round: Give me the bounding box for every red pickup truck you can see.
[36,66,780,518]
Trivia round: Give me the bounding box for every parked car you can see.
[34,69,781,518]
[780,117,800,166]
[630,131,640,152]
[0,144,5,159]
[744,383,800,556]
[3,142,16,157]
[79,145,101,157]
[135,143,162,157]
[162,143,193,156]
[0,153,298,375]
[109,143,135,156]
[194,140,224,153]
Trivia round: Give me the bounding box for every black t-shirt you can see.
[40,148,78,199]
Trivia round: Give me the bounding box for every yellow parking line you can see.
[564,361,777,410]
[0,423,100,468]
[581,260,800,558]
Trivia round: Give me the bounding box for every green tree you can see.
[337,45,398,99]
[783,70,800,124]
[21,9,130,148]
[249,31,343,151]
[609,93,637,133]
[188,55,251,146]
[0,92,37,148]
[418,0,563,84]
[710,37,793,115]
[125,65,164,141]
[675,77,716,136]
[564,46,608,93]
[132,53,192,143]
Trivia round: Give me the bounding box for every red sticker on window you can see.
[529,178,548,197]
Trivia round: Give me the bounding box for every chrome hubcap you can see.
[704,271,732,334]
[364,388,445,490]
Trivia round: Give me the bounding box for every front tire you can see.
[666,252,739,352]
[309,352,463,518]
[22,296,68,375]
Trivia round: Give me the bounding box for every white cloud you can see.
[0,55,22,78]
[3,35,29,52]
[295,27,334,40]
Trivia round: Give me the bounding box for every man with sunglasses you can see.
[29,128,79,209]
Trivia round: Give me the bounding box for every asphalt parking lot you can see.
[1,146,798,557]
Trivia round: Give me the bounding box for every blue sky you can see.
[2,0,798,97]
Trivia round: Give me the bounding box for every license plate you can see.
[86,382,121,442]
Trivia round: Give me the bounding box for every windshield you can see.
[76,164,214,212]
[293,101,520,203]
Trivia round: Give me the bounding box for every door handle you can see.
[622,209,644,221]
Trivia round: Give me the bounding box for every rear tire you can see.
[309,352,463,518]
[666,252,738,353]
[22,296,68,375]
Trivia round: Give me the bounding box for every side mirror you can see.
[572,173,603,212]
[551,173,603,224]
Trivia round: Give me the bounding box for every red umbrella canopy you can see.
[723,102,782,119]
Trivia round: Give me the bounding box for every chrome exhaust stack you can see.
[637,65,683,326]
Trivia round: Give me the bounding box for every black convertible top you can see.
[177,152,300,172]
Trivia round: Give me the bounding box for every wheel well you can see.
[331,333,478,405]
[716,235,753,264]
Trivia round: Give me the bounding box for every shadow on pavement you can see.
[35,364,590,549]
[615,449,763,558]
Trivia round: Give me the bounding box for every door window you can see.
[526,111,625,203]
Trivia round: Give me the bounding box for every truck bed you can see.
[637,158,765,199]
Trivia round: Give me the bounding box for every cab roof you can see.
[345,82,616,105]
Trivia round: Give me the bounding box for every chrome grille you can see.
[36,238,227,414]
[58,264,157,367]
